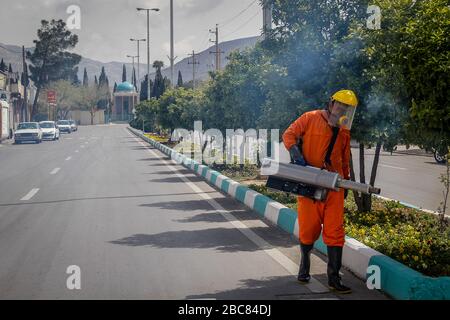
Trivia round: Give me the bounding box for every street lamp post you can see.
[137,7,160,101]
[126,55,138,89]
[130,38,146,91]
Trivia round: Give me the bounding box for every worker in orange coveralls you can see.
[282,90,358,294]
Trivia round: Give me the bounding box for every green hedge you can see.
[249,184,450,277]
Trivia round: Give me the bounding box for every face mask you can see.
[328,102,356,130]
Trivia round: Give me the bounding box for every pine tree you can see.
[177,70,183,87]
[94,75,98,86]
[83,68,88,87]
[113,82,117,93]
[8,63,13,73]
[122,64,127,82]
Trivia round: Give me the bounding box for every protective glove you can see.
[289,145,307,167]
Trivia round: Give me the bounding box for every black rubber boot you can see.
[327,246,352,294]
[298,243,314,284]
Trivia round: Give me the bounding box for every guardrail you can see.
[129,127,450,300]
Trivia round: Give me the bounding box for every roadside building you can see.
[112,81,139,122]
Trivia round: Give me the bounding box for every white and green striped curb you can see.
[129,127,450,300]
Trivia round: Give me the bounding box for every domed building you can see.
[112,81,139,122]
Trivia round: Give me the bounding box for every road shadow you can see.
[149,176,205,184]
[184,276,334,300]
[137,158,161,162]
[0,192,216,207]
[174,211,257,224]
[109,227,296,252]
[140,198,234,212]
[146,169,193,176]
[131,146,155,151]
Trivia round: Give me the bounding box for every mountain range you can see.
[0,36,259,87]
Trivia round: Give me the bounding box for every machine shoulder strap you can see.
[324,126,340,167]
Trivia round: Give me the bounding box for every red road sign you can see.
[47,90,57,104]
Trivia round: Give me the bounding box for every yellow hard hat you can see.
[332,90,358,107]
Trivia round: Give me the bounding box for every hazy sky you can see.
[0,0,263,64]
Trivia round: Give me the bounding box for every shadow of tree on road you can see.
[184,276,335,300]
[140,198,241,212]
[109,227,296,253]
[149,176,205,184]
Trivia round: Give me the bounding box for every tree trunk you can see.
[31,85,41,121]
[356,143,367,212]
[350,151,363,211]
[370,141,383,186]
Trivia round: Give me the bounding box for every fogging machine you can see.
[261,159,381,202]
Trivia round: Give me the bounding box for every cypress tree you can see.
[99,66,107,87]
[0,59,6,72]
[122,64,127,82]
[83,68,88,87]
[132,67,137,89]
[152,67,165,99]
[140,75,148,101]
[8,63,13,73]
[177,70,183,87]
[94,75,98,86]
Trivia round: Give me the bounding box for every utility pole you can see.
[188,51,200,90]
[22,45,28,122]
[167,0,177,87]
[130,38,146,91]
[126,55,138,87]
[262,3,273,40]
[209,24,224,72]
[137,7,160,100]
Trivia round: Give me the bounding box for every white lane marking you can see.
[379,164,407,171]
[21,188,40,201]
[75,150,79,153]
[66,156,72,161]
[128,130,329,294]
[50,168,61,175]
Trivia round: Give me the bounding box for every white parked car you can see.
[57,120,72,134]
[39,121,60,141]
[14,122,43,144]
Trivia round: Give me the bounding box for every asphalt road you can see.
[351,146,448,215]
[0,124,386,300]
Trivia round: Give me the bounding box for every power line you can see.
[222,10,261,40]
[218,0,258,28]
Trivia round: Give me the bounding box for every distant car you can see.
[69,120,78,132]
[39,121,60,141]
[14,122,43,144]
[57,120,72,134]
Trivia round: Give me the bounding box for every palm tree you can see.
[152,60,164,71]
